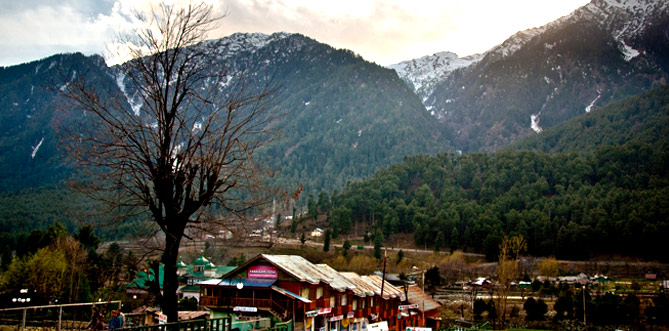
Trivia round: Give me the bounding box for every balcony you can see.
[341,304,352,315]
[200,296,291,319]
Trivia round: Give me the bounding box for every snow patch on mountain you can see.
[586,90,602,113]
[531,114,543,133]
[388,52,482,102]
[620,41,640,61]
[115,72,143,116]
[31,137,44,159]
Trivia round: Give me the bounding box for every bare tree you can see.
[495,235,526,327]
[65,1,280,321]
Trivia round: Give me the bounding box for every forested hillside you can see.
[508,85,669,153]
[327,143,668,260]
[0,34,450,250]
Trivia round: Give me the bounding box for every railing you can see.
[123,317,231,331]
[200,297,290,320]
[0,301,122,331]
[270,299,289,318]
[266,320,292,331]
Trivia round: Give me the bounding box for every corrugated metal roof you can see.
[407,285,441,312]
[249,255,406,301]
[362,275,405,301]
[315,264,357,292]
[261,254,330,285]
[272,285,312,303]
[339,272,377,297]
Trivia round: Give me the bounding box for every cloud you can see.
[212,0,589,65]
[0,0,589,67]
[0,1,122,66]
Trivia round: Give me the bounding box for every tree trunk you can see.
[162,223,185,322]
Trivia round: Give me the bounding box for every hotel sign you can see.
[330,315,344,322]
[398,304,419,311]
[248,265,278,279]
[306,310,319,318]
[317,307,332,315]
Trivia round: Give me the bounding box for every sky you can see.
[0,0,590,67]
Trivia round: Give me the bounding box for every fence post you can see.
[58,306,63,331]
[21,308,26,331]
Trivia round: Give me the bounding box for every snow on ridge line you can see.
[387,52,482,99]
[31,137,45,159]
[202,32,294,57]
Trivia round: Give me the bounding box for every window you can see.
[352,298,357,310]
[330,296,336,308]
[370,297,374,307]
[317,287,324,299]
[362,298,366,309]
[300,287,310,299]
[341,295,347,306]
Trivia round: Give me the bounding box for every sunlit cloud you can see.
[0,0,590,67]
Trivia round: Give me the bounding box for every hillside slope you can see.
[508,85,669,153]
[420,0,669,152]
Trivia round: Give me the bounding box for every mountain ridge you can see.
[390,0,669,152]
[0,33,452,198]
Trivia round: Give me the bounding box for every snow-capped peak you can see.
[200,32,293,60]
[388,51,482,100]
[484,0,667,63]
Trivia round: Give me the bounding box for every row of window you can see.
[299,286,375,309]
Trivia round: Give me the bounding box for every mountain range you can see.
[0,0,668,238]
[393,0,669,152]
[0,33,450,197]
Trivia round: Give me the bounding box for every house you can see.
[199,254,438,331]
[404,285,441,330]
[126,256,234,303]
[178,256,234,302]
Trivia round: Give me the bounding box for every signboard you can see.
[158,313,167,325]
[398,304,419,311]
[347,312,355,319]
[406,328,431,331]
[248,265,278,279]
[367,321,388,331]
[306,310,319,318]
[233,306,258,312]
[317,307,332,315]
[330,315,344,322]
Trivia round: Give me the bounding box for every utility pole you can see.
[583,285,587,329]
[411,266,426,326]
